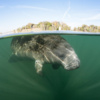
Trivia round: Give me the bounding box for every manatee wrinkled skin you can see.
[11,35,80,74]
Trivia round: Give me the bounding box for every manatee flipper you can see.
[35,60,43,74]
[52,64,60,70]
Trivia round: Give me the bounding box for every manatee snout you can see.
[63,59,80,70]
[61,50,80,70]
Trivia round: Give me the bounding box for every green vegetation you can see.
[16,21,100,33]
[74,24,100,32]
[16,21,71,32]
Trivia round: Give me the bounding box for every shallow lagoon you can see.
[0,35,100,100]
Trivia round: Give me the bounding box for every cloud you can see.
[81,14,100,21]
[15,5,54,12]
[62,0,71,20]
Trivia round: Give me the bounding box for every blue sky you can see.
[0,0,100,32]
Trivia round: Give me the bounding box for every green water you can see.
[0,35,100,100]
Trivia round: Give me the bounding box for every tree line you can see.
[15,22,100,33]
[74,24,100,32]
[16,21,71,32]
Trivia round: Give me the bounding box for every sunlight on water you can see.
[0,35,100,100]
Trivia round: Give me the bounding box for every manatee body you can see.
[11,35,80,74]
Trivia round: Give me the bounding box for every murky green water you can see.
[0,35,100,100]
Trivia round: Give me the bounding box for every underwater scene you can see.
[0,35,100,100]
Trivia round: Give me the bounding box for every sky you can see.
[0,0,100,32]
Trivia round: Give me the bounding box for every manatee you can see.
[11,35,80,74]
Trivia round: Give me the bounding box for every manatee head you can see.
[53,43,80,70]
[61,48,80,70]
